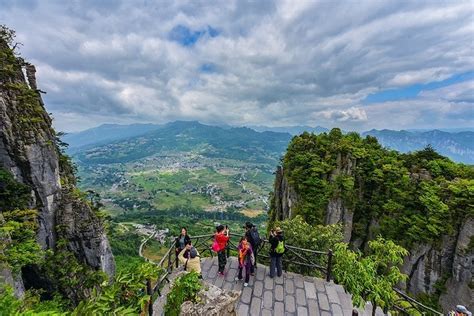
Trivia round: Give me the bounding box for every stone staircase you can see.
[153,256,385,316]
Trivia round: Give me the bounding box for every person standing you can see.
[214,224,230,276]
[269,227,284,278]
[235,236,254,286]
[175,227,191,267]
[244,222,261,274]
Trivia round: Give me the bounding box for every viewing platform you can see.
[146,234,442,316]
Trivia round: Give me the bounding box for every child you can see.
[214,224,229,276]
[236,236,254,286]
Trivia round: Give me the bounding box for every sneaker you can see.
[218,271,224,276]
[243,283,249,287]
[235,277,242,281]
[250,272,255,276]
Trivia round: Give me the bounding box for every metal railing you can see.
[392,288,443,316]
[142,233,442,316]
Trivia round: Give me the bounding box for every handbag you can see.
[211,239,220,252]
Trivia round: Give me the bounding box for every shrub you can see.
[164,272,202,316]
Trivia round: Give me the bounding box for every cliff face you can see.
[271,152,473,312]
[271,152,355,242]
[0,39,114,294]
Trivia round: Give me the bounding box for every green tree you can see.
[333,237,408,315]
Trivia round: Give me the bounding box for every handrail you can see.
[393,288,443,316]
[142,231,442,316]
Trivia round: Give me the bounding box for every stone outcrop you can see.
[271,152,473,312]
[325,153,355,242]
[271,153,355,242]
[180,281,240,316]
[0,38,114,294]
[271,166,298,222]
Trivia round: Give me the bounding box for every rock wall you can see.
[180,281,240,316]
[271,155,473,312]
[271,153,355,242]
[0,38,114,293]
[270,166,298,222]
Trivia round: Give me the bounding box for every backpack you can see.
[249,227,262,248]
[275,240,285,254]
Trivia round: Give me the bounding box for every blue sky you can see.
[0,0,472,132]
[364,72,474,104]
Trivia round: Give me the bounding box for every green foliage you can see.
[0,261,159,315]
[164,271,202,316]
[0,209,43,272]
[72,262,160,315]
[268,215,343,276]
[0,167,31,211]
[277,130,474,248]
[333,237,408,312]
[0,285,65,315]
[41,240,107,306]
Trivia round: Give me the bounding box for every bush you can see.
[269,215,343,276]
[164,272,202,316]
[333,237,408,315]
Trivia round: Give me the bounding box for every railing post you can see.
[326,249,333,282]
[168,248,173,272]
[146,279,153,316]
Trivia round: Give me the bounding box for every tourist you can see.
[235,236,254,286]
[448,305,472,316]
[175,227,191,267]
[244,221,261,274]
[269,227,285,278]
[214,224,230,276]
[178,241,201,277]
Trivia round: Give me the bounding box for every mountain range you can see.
[65,121,473,164]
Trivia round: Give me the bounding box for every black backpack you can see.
[249,227,262,248]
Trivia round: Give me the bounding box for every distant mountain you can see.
[66,122,473,165]
[74,121,292,165]
[248,125,329,135]
[363,129,474,164]
[63,123,162,152]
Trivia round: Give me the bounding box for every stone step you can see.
[153,256,386,316]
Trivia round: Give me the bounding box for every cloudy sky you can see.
[1,0,473,132]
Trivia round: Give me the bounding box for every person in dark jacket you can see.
[269,227,284,278]
[175,227,191,267]
[244,221,260,274]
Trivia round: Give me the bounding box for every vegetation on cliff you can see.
[0,25,160,315]
[272,128,473,248]
[270,128,473,311]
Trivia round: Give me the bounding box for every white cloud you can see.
[0,0,472,132]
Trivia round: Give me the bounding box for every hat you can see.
[456,306,469,313]
[274,227,282,233]
[243,221,253,229]
[189,247,198,259]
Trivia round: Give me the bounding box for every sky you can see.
[1,0,473,132]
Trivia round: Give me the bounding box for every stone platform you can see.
[153,256,384,316]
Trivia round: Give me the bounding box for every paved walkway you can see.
[154,256,384,316]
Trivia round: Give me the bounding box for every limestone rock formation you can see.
[0,37,114,294]
[271,152,355,242]
[180,281,240,316]
[271,153,473,312]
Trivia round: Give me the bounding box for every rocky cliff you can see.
[0,37,114,296]
[270,131,473,312]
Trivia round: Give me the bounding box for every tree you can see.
[333,237,408,316]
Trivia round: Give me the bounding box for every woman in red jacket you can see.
[214,224,229,275]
